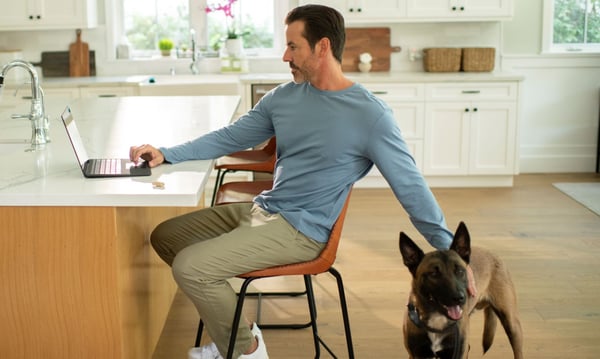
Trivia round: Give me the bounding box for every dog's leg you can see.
[489,272,524,359]
[482,307,498,353]
[494,307,523,359]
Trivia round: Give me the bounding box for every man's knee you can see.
[171,245,207,288]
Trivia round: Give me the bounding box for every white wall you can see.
[501,0,600,173]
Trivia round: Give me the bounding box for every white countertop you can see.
[9,71,523,90]
[0,96,240,207]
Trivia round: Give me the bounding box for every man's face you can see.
[283,21,318,84]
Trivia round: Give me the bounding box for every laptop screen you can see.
[60,106,89,169]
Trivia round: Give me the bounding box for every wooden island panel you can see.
[0,205,200,359]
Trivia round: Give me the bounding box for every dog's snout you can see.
[454,293,466,305]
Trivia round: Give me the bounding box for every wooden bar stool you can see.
[195,191,355,359]
[210,137,276,206]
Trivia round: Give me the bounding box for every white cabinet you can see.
[0,0,97,31]
[298,0,406,23]
[366,83,425,172]
[79,86,139,98]
[423,82,518,176]
[406,0,513,21]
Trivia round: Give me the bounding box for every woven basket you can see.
[423,48,462,73]
[461,47,495,72]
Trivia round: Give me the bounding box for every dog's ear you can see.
[399,232,424,276]
[450,221,471,264]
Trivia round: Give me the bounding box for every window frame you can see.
[105,0,290,61]
[542,0,600,54]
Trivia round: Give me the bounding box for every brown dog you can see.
[399,222,523,359]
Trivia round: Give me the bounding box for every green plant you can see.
[158,38,174,51]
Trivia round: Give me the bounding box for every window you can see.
[542,0,600,53]
[109,0,285,60]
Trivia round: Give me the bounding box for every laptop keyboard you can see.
[91,158,122,175]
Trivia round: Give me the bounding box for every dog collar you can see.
[407,302,457,334]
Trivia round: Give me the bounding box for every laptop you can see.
[60,106,151,178]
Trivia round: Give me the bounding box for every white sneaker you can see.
[250,322,262,339]
[188,342,223,359]
[238,327,269,359]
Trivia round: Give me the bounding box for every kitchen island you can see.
[0,96,240,359]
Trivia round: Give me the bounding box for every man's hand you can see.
[466,265,477,297]
[129,144,165,168]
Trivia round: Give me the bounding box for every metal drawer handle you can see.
[462,90,481,94]
[98,94,117,98]
[371,91,388,95]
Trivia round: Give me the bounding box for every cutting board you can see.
[33,51,96,77]
[69,29,90,77]
[343,27,400,72]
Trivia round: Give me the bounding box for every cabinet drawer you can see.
[425,82,517,102]
[367,83,425,101]
[80,86,138,98]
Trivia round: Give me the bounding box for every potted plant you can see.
[205,0,249,58]
[158,38,174,57]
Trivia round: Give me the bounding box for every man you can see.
[130,5,475,359]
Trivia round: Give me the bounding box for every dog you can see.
[399,222,523,359]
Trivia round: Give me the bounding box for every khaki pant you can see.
[151,202,325,357]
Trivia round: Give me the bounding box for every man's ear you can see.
[317,37,330,58]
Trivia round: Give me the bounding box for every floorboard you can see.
[153,173,600,359]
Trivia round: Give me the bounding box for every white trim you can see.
[541,0,553,54]
[502,53,600,69]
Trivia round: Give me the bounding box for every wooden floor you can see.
[152,173,600,359]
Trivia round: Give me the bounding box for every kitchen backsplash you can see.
[0,22,502,76]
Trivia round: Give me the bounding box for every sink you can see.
[139,74,239,85]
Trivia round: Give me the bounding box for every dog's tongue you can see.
[446,305,463,320]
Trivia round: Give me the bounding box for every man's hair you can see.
[285,4,346,64]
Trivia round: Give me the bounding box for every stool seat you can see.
[213,180,273,206]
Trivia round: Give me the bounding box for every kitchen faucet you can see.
[0,59,50,146]
[190,28,200,74]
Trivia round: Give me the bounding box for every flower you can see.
[205,0,243,39]
[359,52,373,64]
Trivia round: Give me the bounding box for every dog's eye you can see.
[428,266,442,278]
[455,266,465,277]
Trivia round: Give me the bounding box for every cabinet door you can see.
[423,102,470,175]
[459,0,512,18]
[406,0,452,18]
[0,0,97,30]
[352,0,406,21]
[368,83,424,169]
[407,0,512,20]
[469,102,517,174]
[0,1,29,28]
[44,87,81,102]
[298,0,405,22]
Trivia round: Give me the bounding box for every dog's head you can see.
[399,222,472,322]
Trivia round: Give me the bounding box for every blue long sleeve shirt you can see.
[161,81,453,249]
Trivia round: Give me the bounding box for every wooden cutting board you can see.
[343,27,400,72]
[69,29,90,77]
[33,51,96,77]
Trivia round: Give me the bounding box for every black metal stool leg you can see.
[329,267,355,359]
[225,277,256,359]
[194,319,204,347]
[303,275,321,358]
